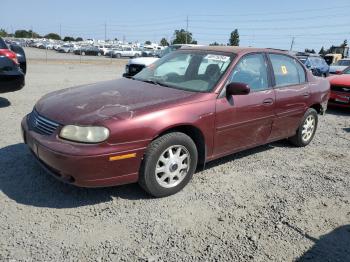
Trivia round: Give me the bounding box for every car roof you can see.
[180,45,289,55]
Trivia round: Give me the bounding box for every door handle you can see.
[262,98,274,105]
[303,92,310,98]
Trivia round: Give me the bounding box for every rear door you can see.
[268,53,309,140]
[214,53,275,157]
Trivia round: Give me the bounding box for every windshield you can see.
[133,51,234,92]
[343,67,350,74]
[336,60,350,66]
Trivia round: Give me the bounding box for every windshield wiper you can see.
[138,79,170,87]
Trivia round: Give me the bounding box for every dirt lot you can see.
[0,48,349,262]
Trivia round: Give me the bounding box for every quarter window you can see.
[269,54,306,87]
[229,54,269,92]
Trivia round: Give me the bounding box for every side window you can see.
[269,54,305,87]
[229,53,269,92]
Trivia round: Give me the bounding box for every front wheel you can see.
[139,132,198,197]
[289,108,318,147]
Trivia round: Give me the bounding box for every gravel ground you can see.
[0,48,350,262]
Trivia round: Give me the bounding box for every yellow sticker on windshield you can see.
[281,65,288,74]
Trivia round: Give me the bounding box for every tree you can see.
[145,40,151,45]
[44,33,61,40]
[63,36,75,42]
[0,29,7,37]
[319,46,326,56]
[75,37,83,42]
[228,29,240,46]
[340,39,348,47]
[171,29,196,44]
[160,38,169,46]
[14,30,39,38]
[305,48,316,54]
[209,42,220,46]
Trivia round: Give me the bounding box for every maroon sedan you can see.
[21,46,330,197]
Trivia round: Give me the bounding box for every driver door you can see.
[214,53,275,158]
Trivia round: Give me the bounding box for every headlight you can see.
[125,65,129,73]
[60,125,109,143]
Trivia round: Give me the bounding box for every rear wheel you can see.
[81,51,85,56]
[139,132,198,197]
[116,53,121,58]
[289,108,318,147]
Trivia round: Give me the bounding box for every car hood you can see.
[128,57,159,66]
[35,78,203,125]
[328,74,350,86]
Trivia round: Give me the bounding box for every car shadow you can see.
[1,140,291,209]
[291,223,350,261]
[326,107,350,116]
[0,143,150,209]
[0,97,11,108]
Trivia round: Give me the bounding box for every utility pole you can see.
[185,15,189,44]
[104,23,107,42]
[31,26,34,38]
[290,37,295,51]
[59,24,62,39]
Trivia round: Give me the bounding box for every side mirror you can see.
[226,82,250,96]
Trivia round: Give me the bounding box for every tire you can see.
[139,132,198,197]
[134,53,140,58]
[289,108,318,147]
[97,52,101,56]
[116,53,121,58]
[81,51,85,56]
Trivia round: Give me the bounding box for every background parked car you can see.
[296,53,329,77]
[58,44,74,53]
[0,37,25,93]
[74,46,103,56]
[112,47,142,58]
[329,58,350,74]
[327,66,350,108]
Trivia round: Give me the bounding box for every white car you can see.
[329,58,350,74]
[113,47,142,58]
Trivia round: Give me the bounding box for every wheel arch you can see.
[153,124,206,168]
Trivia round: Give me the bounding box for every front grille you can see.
[128,64,145,76]
[331,85,350,94]
[28,110,60,135]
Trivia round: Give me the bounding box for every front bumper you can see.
[328,91,350,108]
[21,116,148,187]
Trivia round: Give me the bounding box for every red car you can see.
[21,47,330,197]
[328,66,350,108]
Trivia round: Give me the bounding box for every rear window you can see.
[0,38,8,49]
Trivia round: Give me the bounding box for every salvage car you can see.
[9,43,27,74]
[0,37,25,93]
[22,46,330,197]
[296,53,329,77]
[327,66,350,108]
[74,46,103,56]
[112,47,142,58]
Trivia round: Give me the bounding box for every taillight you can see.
[335,70,342,74]
[0,49,19,64]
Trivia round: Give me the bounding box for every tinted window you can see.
[269,54,305,87]
[229,53,269,92]
[0,37,8,49]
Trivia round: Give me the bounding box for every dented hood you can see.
[35,78,200,125]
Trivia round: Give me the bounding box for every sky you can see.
[1,0,350,52]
